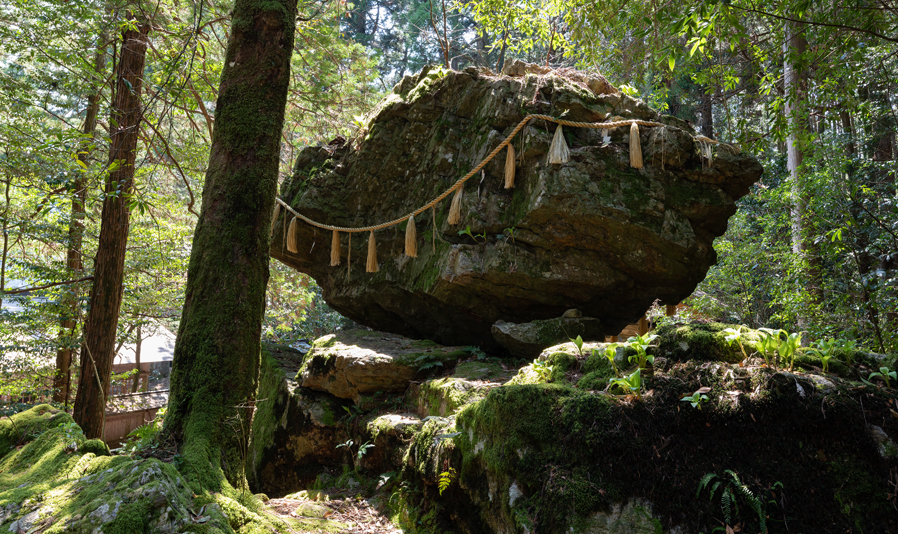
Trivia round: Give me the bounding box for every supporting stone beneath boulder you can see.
[491,314,604,358]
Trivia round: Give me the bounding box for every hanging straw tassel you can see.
[330,229,341,266]
[448,185,463,225]
[366,230,378,273]
[286,217,298,253]
[548,124,570,165]
[270,203,280,237]
[504,144,516,189]
[405,215,417,258]
[629,122,644,169]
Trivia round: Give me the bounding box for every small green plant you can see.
[626,333,658,370]
[571,335,585,357]
[413,353,445,372]
[866,366,897,388]
[502,226,516,243]
[458,225,486,242]
[681,387,711,410]
[721,327,748,363]
[438,467,456,495]
[595,343,621,377]
[778,331,802,372]
[807,338,839,373]
[336,439,375,463]
[837,338,858,367]
[58,421,84,452]
[531,358,554,382]
[120,406,166,454]
[697,470,767,534]
[610,368,642,399]
[757,328,781,368]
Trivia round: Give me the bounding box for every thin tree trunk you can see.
[131,324,142,393]
[784,21,821,324]
[699,86,714,138]
[163,0,298,489]
[0,175,9,310]
[54,34,108,406]
[73,21,150,439]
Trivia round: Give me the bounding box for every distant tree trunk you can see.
[699,86,713,138]
[0,175,10,310]
[783,21,821,324]
[131,324,142,393]
[162,0,298,489]
[73,21,150,439]
[54,34,108,406]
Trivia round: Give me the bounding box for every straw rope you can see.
[276,114,684,235]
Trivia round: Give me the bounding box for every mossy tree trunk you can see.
[162,0,298,489]
[73,21,150,439]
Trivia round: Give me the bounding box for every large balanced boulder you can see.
[272,63,763,349]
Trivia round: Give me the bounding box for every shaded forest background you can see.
[0,0,896,409]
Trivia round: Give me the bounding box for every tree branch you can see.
[737,3,898,44]
[2,276,94,295]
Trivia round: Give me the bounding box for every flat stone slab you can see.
[299,329,468,403]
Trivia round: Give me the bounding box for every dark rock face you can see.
[491,315,604,358]
[272,64,763,349]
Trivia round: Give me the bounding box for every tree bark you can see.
[73,22,150,439]
[131,324,142,393]
[783,21,821,323]
[54,34,108,406]
[699,85,714,139]
[163,0,298,489]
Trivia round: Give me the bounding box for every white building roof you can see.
[113,324,176,365]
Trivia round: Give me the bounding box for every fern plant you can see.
[697,470,767,534]
[438,467,456,495]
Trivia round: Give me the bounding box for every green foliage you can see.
[626,333,658,370]
[592,343,621,378]
[807,338,839,373]
[721,327,749,363]
[680,388,710,410]
[438,467,456,495]
[336,439,375,463]
[120,407,166,454]
[570,335,585,357]
[778,331,802,372]
[866,366,896,388]
[609,368,642,399]
[697,470,767,533]
[757,328,781,368]
[531,358,555,383]
[458,225,486,242]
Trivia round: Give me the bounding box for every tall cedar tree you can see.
[55,34,107,406]
[163,0,298,488]
[73,21,150,438]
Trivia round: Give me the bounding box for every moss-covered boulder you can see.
[247,351,352,497]
[271,63,763,350]
[298,329,468,403]
[0,406,240,533]
[357,414,423,473]
[399,353,898,533]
